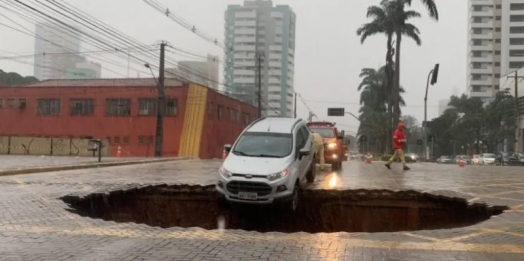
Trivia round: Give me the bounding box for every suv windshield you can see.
[484,154,495,158]
[232,132,293,158]
[309,128,334,138]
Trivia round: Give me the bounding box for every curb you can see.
[0,157,190,177]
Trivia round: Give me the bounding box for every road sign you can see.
[327,108,345,116]
[416,139,422,146]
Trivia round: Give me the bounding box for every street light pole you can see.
[423,69,433,160]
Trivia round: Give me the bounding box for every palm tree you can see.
[392,0,438,126]
[356,0,397,149]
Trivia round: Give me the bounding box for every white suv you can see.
[216,117,316,211]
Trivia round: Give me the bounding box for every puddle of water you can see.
[61,185,507,233]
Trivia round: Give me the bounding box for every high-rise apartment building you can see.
[467,0,524,100]
[34,23,100,80]
[224,0,296,117]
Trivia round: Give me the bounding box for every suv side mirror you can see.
[299,148,310,158]
[224,144,232,153]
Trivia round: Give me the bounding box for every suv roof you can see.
[247,117,302,134]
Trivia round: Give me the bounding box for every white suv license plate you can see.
[238,192,258,200]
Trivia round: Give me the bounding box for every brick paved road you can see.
[0,160,523,260]
[0,155,148,170]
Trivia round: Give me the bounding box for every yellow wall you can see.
[178,84,208,158]
[0,136,109,157]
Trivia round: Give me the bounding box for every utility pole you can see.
[256,52,264,118]
[507,71,523,153]
[154,42,166,157]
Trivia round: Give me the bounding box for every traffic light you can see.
[327,108,345,116]
[430,64,439,85]
[428,134,436,143]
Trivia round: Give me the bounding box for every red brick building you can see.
[0,78,257,158]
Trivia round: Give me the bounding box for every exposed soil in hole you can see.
[61,185,507,233]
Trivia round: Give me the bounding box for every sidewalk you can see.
[0,155,188,176]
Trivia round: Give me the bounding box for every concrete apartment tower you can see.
[224,0,296,117]
[166,54,220,90]
[34,23,101,80]
[468,0,524,101]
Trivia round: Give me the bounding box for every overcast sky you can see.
[0,0,467,134]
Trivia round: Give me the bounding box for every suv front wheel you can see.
[279,181,300,212]
[306,160,316,183]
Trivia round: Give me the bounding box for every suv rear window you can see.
[309,128,334,138]
[233,132,293,158]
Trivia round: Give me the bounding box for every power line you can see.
[142,0,227,50]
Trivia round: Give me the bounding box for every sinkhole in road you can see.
[61,185,507,233]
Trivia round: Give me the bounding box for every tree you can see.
[426,91,515,157]
[357,0,396,149]
[356,66,406,154]
[0,69,39,86]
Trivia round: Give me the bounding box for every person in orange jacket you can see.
[385,121,410,170]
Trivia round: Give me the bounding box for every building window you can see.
[229,108,236,122]
[106,98,131,116]
[511,3,524,10]
[138,135,154,145]
[510,62,524,69]
[123,137,129,144]
[7,98,15,108]
[496,16,501,21]
[70,99,94,116]
[496,28,501,32]
[138,98,156,116]
[496,4,502,9]
[217,105,223,120]
[106,137,111,143]
[165,99,178,116]
[495,39,501,43]
[114,137,120,144]
[472,86,481,92]
[0,98,3,108]
[37,98,61,115]
[18,98,26,109]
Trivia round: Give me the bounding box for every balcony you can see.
[470,21,494,29]
[470,67,494,74]
[470,56,494,62]
[470,44,493,51]
[471,10,493,17]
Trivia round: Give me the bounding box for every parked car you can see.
[437,155,453,164]
[479,153,497,165]
[216,117,316,212]
[508,153,524,166]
